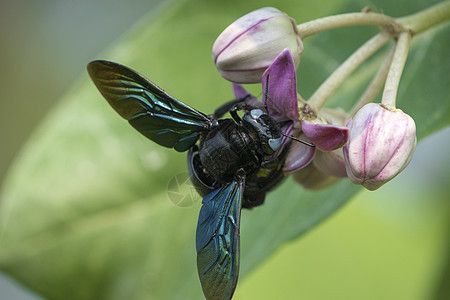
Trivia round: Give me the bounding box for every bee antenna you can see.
[263,74,270,114]
[282,132,315,147]
[264,74,315,148]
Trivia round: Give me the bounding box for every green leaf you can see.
[0,0,448,299]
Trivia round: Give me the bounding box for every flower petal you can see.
[232,83,249,99]
[292,163,341,190]
[262,49,299,120]
[231,83,263,109]
[301,121,349,151]
[282,133,315,173]
[313,149,347,178]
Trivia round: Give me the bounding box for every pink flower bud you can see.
[344,103,417,190]
[212,7,303,83]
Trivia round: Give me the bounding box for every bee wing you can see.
[87,60,211,152]
[196,173,245,300]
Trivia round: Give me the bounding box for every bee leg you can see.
[260,157,281,169]
[242,192,266,209]
[211,94,251,119]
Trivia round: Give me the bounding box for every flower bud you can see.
[212,7,303,83]
[344,103,416,191]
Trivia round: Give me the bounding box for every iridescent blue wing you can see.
[196,172,245,300]
[87,60,211,152]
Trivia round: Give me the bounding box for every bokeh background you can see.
[0,0,165,298]
[0,0,449,299]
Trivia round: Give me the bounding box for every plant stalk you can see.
[306,31,391,113]
[296,1,450,39]
[397,0,450,35]
[296,12,404,39]
[382,31,411,110]
[349,45,396,117]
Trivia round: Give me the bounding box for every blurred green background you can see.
[0,0,449,299]
[0,0,165,298]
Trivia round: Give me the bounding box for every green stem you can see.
[296,2,450,114]
[296,12,403,39]
[397,0,450,35]
[349,44,396,117]
[306,31,391,113]
[296,1,450,39]
[382,32,411,110]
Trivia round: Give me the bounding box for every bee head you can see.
[243,109,282,155]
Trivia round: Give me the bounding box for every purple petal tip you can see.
[302,121,349,151]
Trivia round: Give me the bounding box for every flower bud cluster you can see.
[212,7,417,191]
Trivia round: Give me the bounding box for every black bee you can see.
[87,60,310,300]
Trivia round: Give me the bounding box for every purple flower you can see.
[261,50,349,186]
[263,50,316,172]
[213,7,303,83]
[232,49,350,188]
[344,103,417,190]
[215,11,418,192]
[232,50,316,173]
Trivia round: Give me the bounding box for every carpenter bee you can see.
[87,61,310,300]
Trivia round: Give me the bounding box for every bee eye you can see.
[268,137,282,151]
[249,109,265,119]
